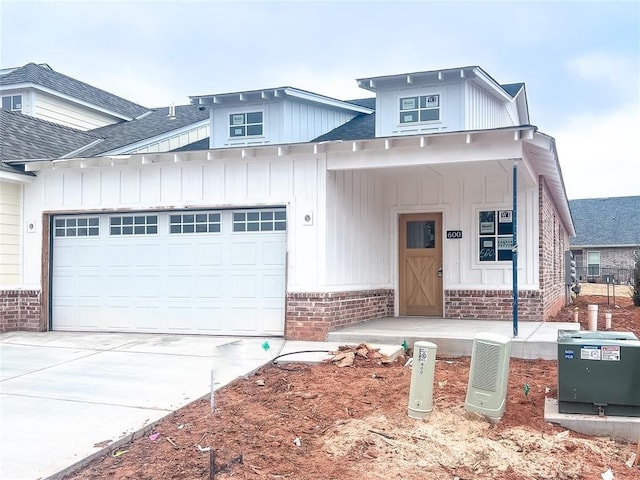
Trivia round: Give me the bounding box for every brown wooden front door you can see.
[399,213,443,316]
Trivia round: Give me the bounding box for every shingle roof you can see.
[0,63,149,119]
[313,98,376,142]
[569,196,640,246]
[79,105,209,156]
[0,160,35,177]
[0,109,100,162]
[501,83,524,97]
[171,137,210,152]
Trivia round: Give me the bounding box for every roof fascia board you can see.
[282,88,373,113]
[526,131,575,237]
[0,82,135,121]
[60,138,105,158]
[24,125,537,172]
[470,67,513,102]
[0,170,35,183]
[571,243,640,249]
[190,88,372,114]
[356,66,477,91]
[99,119,210,156]
[515,87,530,124]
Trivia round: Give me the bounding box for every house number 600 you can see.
[446,230,463,239]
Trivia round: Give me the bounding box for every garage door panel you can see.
[195,275,225,298]
[230,308,258,332]
[195,243,223,266]
[261,307,286,333]
[52,209,286,335]
[52,274,76,297]
[231,275,257,298]
[262,241,286,265]
[107,245,135,266]
[133,244,163,266]
[262,274,286,298]
[231,243,257,265]
[166,243,195,266]
[105,275,134,298]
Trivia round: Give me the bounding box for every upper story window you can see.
[229,111,263,138]
[1,94,22,112]
[399,94,440,124]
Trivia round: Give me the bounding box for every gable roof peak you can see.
[0,62,150,120]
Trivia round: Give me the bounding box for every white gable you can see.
[357,67,527,137]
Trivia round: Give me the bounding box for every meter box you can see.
[557,330,640,417]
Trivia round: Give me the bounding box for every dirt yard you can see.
[65,294,640,480]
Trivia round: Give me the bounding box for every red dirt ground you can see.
[65,294,640,480]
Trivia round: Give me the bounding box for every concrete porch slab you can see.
[327,317,580,360]
[544,398,640,443]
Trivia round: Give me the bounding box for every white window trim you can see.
[228,110,265,140]
[2,94,23,112]
[587,250,601,276]
[397,93,441,127]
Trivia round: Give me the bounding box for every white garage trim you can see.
[51,208,287,336]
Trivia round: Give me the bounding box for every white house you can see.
[0,63,210,306]
[1,65,574,340]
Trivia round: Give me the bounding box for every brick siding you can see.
[445,289,543,321]
[0,289,43,332]
[538,178,571,319]
[285,289,394,341]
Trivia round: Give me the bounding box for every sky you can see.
[1,0,638,200]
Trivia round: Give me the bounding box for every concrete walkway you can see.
[0,332,373,480]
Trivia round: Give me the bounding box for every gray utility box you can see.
[557,330,640,416]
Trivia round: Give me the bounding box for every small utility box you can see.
[557,330,640,417]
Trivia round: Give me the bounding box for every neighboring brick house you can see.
[569,196,640,285]
[2,65,574,340]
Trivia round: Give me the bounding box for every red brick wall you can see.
[285,289,394,341]
[0,290,43,332]
[538,178,571,319]
[445,289,543,320]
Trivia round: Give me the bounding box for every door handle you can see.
[437,267,443,278]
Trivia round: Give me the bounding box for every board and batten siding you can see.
[128,125,209,154]
[465,82,515,130]
[282,100,356,144]
[325,152,539,291]
[22,155,326,291]
[211,101,283,148]
[375,82,464,137]
[210,99,357,149]
[0,182,22,285]
[32,91,121,130]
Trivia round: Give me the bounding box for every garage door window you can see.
[169,212,221,234]
[110,215,158,235]
[54,217,99,237]
[233,209,286,232]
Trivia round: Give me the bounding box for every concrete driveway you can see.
[0,331,292,480]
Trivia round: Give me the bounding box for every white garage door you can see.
[51,208,287,335]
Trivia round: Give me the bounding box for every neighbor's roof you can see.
[0,63,149,119]
[569,196,640,247]
[0,109,100,162]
